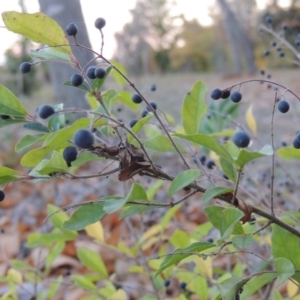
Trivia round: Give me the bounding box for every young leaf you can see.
[0,85,28,116]
[174,133,233,162]
[217,277,248,300]
[47,204,69,229]
[35,151,68,175]
[271,225,300,282]
[274,257,295,287]
[232,234,253,249]
[63,203,106,231]
[155,242,214,276]
[240,273,277,300]
[77,247,108,278]
[0,166,25,184]
[30,47,72,62]
[143,135,184,152]
[277,147,300,160]
[2,11,72,55]
[168,169,200,197]
[23,122,50,133]
[71,275,97,291]
[245,104,257,134]
[47,275,63,299]
[15,134,45,152]
[111,60,127,87]
[63,81,90,92]
[127,113,154,143]
[45,242,65,273]
[219,157,238,182]
[202,187,234,203]
[181,80,207,134]
[204,206,244,240]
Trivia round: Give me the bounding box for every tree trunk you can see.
[217,0,256,74]
[38,0,93,108]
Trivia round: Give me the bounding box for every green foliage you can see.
[0,10,299,300]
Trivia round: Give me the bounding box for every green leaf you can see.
[127,114,154,143]
[45,242,65,273]
[143,135,184,152]
[63,203,106,231]
[120,204,161,219]
[47,275,63,299]
[2,11,72,55]
[277,147,300,160]
[169,229,190,248]
[70,152,102,168]
[47,204,69,229]
[234,145,273,168]
[21,118,90,167]
[174,133,233,162]
[64,81,90,92]
[168,169,200,197]
[71,275,97,291]
[217,277,248,300]
[271,224,300,282]
[23,122,50,132]
[204,206,244,240]
[15,134,45,152]
[161,205,181,231]
[30,47,71,62]
[240,273,277,300]
[155,242,214,276]
[181,80,207,134]
[77,247,108,278]
[219,157,238,182]
[202,187,234,203]
[35,151,68,175]
[117,91,139,110]
[0,118,26,129]
[0,85,28,116]
[0,166,24,184]
[274,258,295,287]
[232,234,253,249]
[111,60,127,87]
[103,197,126,214]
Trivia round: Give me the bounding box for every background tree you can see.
[38,0,93,108]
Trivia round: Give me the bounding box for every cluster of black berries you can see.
[211,88,242,103]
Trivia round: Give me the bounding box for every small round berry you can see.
[279,51,285,57]
[0,115,10,120]
[179,282,187,290]
[265,15,272,23]
[164,279,171,287]
[293,136,300,149]
[150,83,156,91]
[221,90,231,99]
[210,88,222,100]
[129,119,138,128]
[206,160,215,169]
[281,141,287,147]
[277,47,282,52]
[65,270,71,276]
[263,50,270,56]
[38,105,55,119]
[132,93,143,104]
[94,67,106,79]
[141,110,148,118]
[147,102,157,111]
[71,73,84,87]
[249,216,256,225]
[19,62,32,73]
[94,17,106,30]
[66,23,78,36]
[295,39,300,46]
[207,238,213,243]
[270,40,277,47]
[230,91,242,103]
[199,155,206,165]
[86,66,96,79]
[0,190,5,202]
[260,69,265,75]
[73,129,94,149]
[282,23,288,31]
[63,146,78,163]
[232,131,250,148]
[267,74,271,79]
[277,100,289,113]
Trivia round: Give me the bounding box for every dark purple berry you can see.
[263,50,270,56]
[141,110,148,118]
[207,238,213,243]
[132,94,143,104]
[277,100,289,113]
[270,40,277,47]
[86,66,96,79]
[66,23,78,36]
[164,279,170,287]
[71,73,84,87]
[129,119,138,128]
[94,67,106,79]
[147,102,157,111]
[282,23,288,31]
[179,282,187,290]
[150,84,156,91]
[260,69,265,75]
[0,115,10,120]
[206,160,215,169]
[230,91,242,103]
[63,146,78,163]
[19,62,32,73]
[211,88,222,100]
[265,15,272,24]
[221,90,230,99]
[73,129,94,149]
[0,190,5,202]
[38,105,55,119]
[293,136,300,149]
[232,131,250,148]
[199,155,206,165]
[279,51,285,57]
[94,18,106,30]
